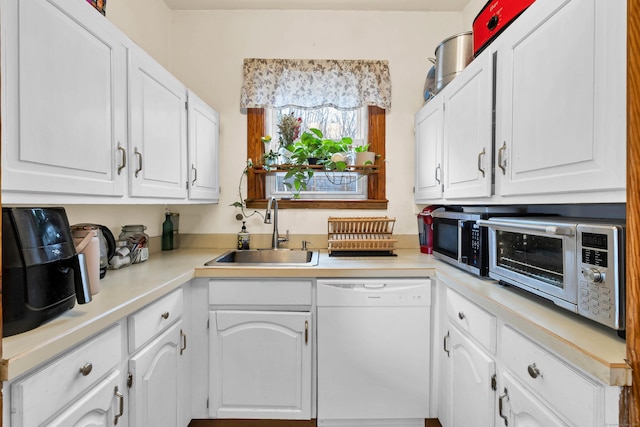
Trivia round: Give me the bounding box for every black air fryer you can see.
[3,207,92,336]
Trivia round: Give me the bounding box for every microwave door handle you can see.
[476,219,575,237]
[457,220,464,263]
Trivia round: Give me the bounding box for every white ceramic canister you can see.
[71,225,101,295]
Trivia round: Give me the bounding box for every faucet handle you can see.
[278,230,290,245]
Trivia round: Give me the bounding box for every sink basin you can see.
[205,249,320,266]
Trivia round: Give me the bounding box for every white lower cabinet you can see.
[45,371,124,427]
[497,371,566,427]
[128,321,185,427]
[9,325,125,427]
[209,310,312,419]
[438,287,619,427]
[441,325,496,427]
[208,279,314,420]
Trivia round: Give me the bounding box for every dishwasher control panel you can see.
[316,278,431,307]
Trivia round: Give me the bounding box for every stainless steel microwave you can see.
[431,210,492,276]
[478,217,626,332]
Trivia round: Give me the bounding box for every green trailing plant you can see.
[230,158,265,219]
[354,143,370,153]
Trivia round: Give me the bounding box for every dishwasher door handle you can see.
[363,283,385,289]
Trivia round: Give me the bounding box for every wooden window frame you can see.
[245,106,388,209]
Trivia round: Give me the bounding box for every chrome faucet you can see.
[264,197,289,249]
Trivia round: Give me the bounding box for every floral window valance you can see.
[240,58,392,111]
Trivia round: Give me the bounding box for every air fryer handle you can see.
[74,254,92,304]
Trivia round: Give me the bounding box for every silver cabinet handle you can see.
[114,386,124,425]
[180,329,187,355]
[498,142,507,175]
[117,143,126,175]
[435,164,441,185]
[79,363,93,376]
[134,148,143,177]
[477,147,486,177]
[527,363,542,379]
[191,164,198,185]
[443,331,450,357]
[161,311,170,320]
[305,320,309,345]
[498,388,509,426]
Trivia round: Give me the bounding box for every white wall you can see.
[168,9,463,236]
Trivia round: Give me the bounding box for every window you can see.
[265,106,368,200]
[241,58,390,209]
[245,106,387,210]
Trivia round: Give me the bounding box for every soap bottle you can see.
[237,221,250,250]
[162,211,174,251]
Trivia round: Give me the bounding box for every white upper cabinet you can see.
[128,45,188,200]
[187,90,220,202]
[414,0,626,205]
[442,50,493,200]
[414,96,444,202]
[1,0,127,199]
[494,0,626,201]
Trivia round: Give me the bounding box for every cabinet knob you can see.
[458,312,466,320]
[79,362,93,376]
[161,311,170,320]
[527,363,542,379]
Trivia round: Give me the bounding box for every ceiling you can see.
[162,0,472,12]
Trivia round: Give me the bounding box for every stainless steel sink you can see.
[205,249,320,266]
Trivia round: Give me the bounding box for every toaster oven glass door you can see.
[490,226,578,308]
[495,230,564,288]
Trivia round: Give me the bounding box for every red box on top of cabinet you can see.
[472,0,536,56]
[86,0,107,15]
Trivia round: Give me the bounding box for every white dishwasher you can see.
[317,278,431,427]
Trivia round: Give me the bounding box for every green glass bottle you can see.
[162,212,174,250]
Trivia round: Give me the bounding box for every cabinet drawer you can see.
[500,325,600,427]
[10,325,122,427]
[129,288,183,352]
[209,280,312,306]
[446,289,496,353]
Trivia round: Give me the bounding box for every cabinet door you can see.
[414,96,444,202]
[45,371,124,427]
[209,310,312,419]
[495,0,626,198]
[187,90,220,202]
[498,371,567,427]
[129,321,185,427]
[442,50,493,199]
[1,0,127,198]
[129,45,188,199]
[441,325,496,427]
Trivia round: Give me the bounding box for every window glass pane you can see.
[265,106,368,199]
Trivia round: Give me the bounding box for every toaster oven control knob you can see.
[582,267,603,283]
[488,15,499,31]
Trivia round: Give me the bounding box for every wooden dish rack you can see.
[327,217,397,254]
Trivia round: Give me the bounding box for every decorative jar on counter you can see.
[118,225,149,264]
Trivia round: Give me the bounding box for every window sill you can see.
[245,199,389,210]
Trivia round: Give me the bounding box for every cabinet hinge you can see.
[127,372,133,388]
[206,398,209,409]
[491,374,497,391]
[185,101,188,110]
[207,318,210,329]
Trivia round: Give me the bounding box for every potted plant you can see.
[354,143,376,166]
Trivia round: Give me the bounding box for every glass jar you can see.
[118,225,149,264]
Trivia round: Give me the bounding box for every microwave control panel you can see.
[576,224,625,331]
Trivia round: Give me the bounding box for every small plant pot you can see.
[355,151,376,166]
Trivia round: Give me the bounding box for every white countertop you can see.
[1,248,629,386]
